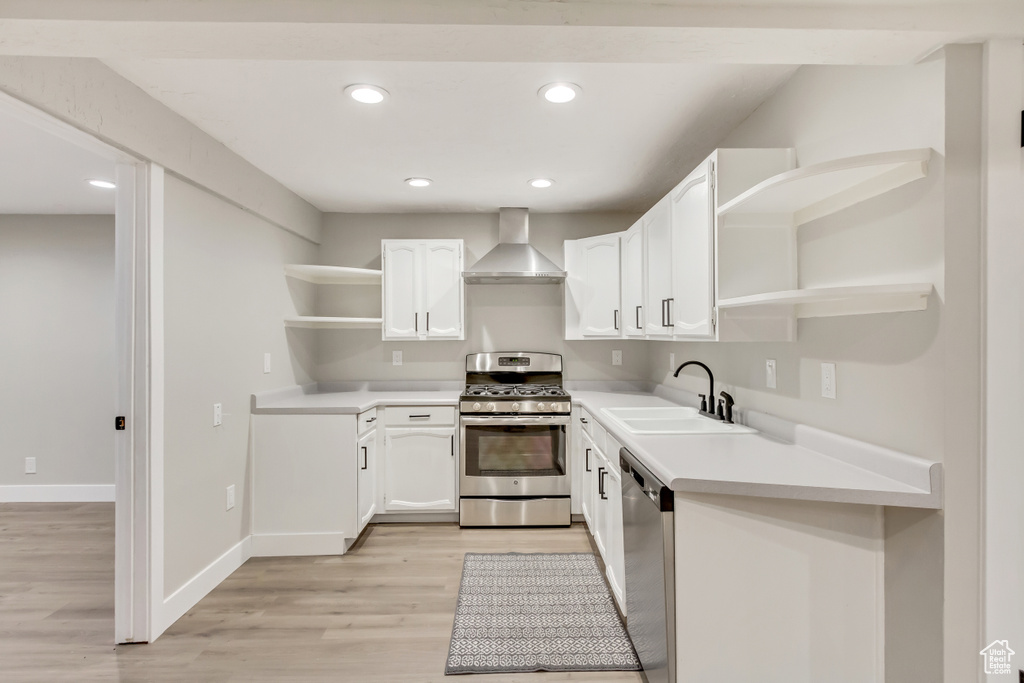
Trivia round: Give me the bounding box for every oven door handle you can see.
[460,416,570,426]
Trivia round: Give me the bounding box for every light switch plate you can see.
[612,350,622,366]
[213,403,223,426]
[392,350,403,366]
[263,353,271,374]
[821,362,837,399]
[25,457,36,474]
[226,484,235,511]
[766,359,777,389]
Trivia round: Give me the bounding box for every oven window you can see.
[464,424,566,477]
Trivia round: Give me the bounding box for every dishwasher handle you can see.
[620,447,674,512]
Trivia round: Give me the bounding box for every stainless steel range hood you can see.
[463,208,566,284]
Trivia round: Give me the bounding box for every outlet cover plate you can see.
[392,350,403,366]
[25,457,36,474]
[213,403,223,427]
[226,484,235,511]
[263,353,271,374]
[612,350,622,366]
[766,359,777,389]
[821,362,837,399]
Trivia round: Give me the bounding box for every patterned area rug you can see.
[445,552,641,675]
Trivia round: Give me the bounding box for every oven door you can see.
[460,415,570,497]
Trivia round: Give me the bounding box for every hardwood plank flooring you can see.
[1,504,641,682]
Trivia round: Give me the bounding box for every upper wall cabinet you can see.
[564,232,624,340]
[619,220,645,338]
[382,239,465,341]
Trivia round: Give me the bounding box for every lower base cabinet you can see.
[356,425,377,533]
[384,427,457,511]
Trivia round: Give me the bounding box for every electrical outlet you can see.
[25,457,36,474]
[821,362,837,399]
[226,484,235,511]
[392,350,403,366]
[213,403,223,427]
[669,352,675,370]
[612,350,622,366]
[263,353,271,374]
[766,359,777,389]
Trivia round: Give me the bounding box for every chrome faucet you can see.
[673,360,717,419]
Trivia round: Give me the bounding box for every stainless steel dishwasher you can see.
[620,447,675,683]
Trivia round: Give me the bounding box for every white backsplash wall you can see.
[315,212,648,383]
[0,215,115,490]
[163,176,318,598]
[651,62,949,683]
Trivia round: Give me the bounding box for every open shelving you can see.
[718,148,932,227]
[284,264,382,285]
[717,283,933,319]
[284,316,383,329]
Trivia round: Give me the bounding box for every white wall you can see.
[162,175,317,597]
[316,212,649,383]
[0,214,115,495]
[649,62,949,682]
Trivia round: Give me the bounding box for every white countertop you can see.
[573,390,942,509]
[250,382,942,509]
[251,382,461,415]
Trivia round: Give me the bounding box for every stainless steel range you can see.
[459,352,571,527]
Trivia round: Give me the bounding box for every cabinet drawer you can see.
[358,408,378,435]
[578,408,594,436]
[384,406,455,427]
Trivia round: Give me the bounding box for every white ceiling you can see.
[105,60,796,213]
[0,108,116,214]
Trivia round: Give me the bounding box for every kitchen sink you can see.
[600,406,756,435]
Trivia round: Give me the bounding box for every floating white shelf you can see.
[718,148,931,227]
[717,283,933,319]
[284,264,382,285]
[284,316,383,329]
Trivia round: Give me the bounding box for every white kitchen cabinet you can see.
[619,220,645,338]
[601,432,626,613]
[579,428,597,528]
[669,159,716,340]
[382,239,464,340]
[356,419,378,533]
[578,234,622,337]
[282,264,383,330]
[384,427,457,512]
[642,197,674,338]
[252,414,357,556]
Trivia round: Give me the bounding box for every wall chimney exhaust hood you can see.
[462,208,566,284]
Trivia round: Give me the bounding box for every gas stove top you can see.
[460,352,571,415]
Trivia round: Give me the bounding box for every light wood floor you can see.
[0,503,642,682]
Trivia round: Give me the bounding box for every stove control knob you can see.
[473,402,481,411]
[512,402,521,411]
[537,402,547,412]
[486,402,496,412]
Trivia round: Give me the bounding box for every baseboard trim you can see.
[160,536,252,634]
[0,484,115,502]
[251,532,350,557]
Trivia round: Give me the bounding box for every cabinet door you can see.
[591,447,609,557]
[603,457,626,615]
[357,429,377,532]
[384,427,457,511]
[579,234,622,337]
[670,159,716,340]
[643,197,674,337]
[382,241,420,339]
[620,221,645,337]
[423,241,464,339]
[580,429,596,529]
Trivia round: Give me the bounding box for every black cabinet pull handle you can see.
[415,312,418,332]
[426,311,430,331]
[361,446,368,470]
[613,309,619,330]
[661,298,667,327]
[580,417,588,424]
[366,416,376,423]
[666,298,674,327]
[408,414,431,419]
[451,435,454,456]
[598,466,606,499]
[636,305,642,330]
[585,448,591,472]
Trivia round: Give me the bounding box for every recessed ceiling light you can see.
[405,177,432,188]
[539,82,581,104]
[344,84,389,104]
[87,179,116,189]
[529,178,554,188]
